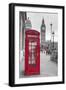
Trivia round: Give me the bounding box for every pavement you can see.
[40,52,58,77]
[19,52,58,78]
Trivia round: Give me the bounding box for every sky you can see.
[27,12,58,42]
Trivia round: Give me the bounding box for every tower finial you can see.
[42,18,44,24]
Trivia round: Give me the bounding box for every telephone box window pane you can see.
[32,60,35,64]
[29,45,31,50]
[29,59,31,64]
[29,42,32,45]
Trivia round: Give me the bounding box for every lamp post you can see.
[52,31,55,50]
[50,23,53,53]
[50,23,52,42]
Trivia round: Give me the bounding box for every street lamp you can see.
[50,23,53,53]
[50,23,52,42]
[52,31,55,50]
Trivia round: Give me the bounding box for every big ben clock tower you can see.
[41,18,46,51]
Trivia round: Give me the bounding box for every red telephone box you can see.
[25,29,40,75]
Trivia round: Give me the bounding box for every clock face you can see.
[42,26,45,30]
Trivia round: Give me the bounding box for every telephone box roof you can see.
[25,29,40,35]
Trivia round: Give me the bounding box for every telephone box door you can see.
[25,30,40,75]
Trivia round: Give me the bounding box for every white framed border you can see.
[15,6,63,84]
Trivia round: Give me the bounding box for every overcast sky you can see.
[27,12,58,42]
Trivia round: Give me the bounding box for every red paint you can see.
[25,29,40,75]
